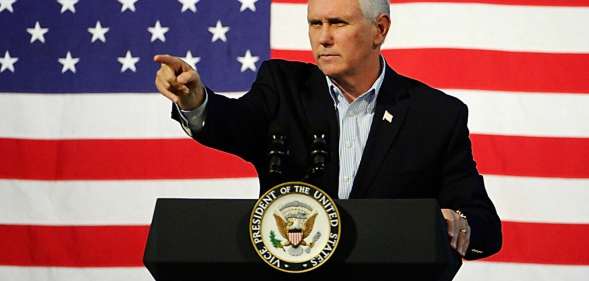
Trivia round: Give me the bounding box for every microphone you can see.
[267,131,289,177]
[308,133,329,178]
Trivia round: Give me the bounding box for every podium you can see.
[144,198,461,281]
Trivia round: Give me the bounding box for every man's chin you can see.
[316,64,343,78]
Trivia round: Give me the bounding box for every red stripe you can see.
[1,134,588,180]
[484,221,589,265]
[273,0,589,7]
[0,138,257,180]
[0,225,148,267]
[471,134,589,178]
[0,221,587,266]
[271,49,589,94]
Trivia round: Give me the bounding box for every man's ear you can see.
[373,14,391,47]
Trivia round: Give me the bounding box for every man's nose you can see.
[319,25,334,46]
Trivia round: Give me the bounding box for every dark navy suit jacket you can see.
[172,59,502,260]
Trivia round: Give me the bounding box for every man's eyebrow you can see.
[327,17,348,23]
[307,17,348,23]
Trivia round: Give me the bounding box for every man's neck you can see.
[330,57,382,103]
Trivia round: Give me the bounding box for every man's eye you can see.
[329,20,346,27]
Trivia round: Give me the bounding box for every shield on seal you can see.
[288,231,303,246]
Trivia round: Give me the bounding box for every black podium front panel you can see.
[144,198,461,281]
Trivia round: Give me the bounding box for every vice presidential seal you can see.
[249,182,341,273]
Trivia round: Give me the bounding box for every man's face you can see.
[307,0,377,80]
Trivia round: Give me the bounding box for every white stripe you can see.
[2,90,588,139]
[0,266,153,281]
[0,92,244,140]
[484,175,589,224]
[446,89,589,138]
[271,3,589,53]
[0,93,184,139]
[455,261,589,281]
[0,176,587,225]
[0,178,259,225]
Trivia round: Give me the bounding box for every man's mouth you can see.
[318,54,339,61]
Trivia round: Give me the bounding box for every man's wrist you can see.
[176,88,208,133]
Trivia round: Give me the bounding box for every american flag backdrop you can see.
[0,0,588,280]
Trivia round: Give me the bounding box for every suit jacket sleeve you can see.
[439,102,502,260]
[171,61,279,165]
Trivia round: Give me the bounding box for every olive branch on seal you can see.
[269,230,284,250]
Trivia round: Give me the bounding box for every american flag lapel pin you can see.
[383,110,393,123]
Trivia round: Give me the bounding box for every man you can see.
[154,0,501,260]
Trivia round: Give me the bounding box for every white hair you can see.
[358,0,390,21]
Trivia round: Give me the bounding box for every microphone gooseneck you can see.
[268,133,288,177]
[308,133,328,179]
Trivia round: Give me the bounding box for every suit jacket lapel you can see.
[350,66,411,198]
[300,67,340,198]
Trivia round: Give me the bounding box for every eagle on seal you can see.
[273,212,317,248]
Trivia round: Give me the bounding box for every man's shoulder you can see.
[258,59,321,79]
[261,59,317,69]
[397,72,467,112]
